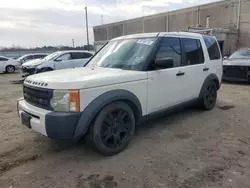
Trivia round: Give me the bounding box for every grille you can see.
[21,67,36,74]
[23,85,53,110]
[223,65,249,79]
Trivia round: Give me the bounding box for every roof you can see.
[57,50,94,54]
[0,56,9,59]
[111,32,206,41]
[22,53,48,56]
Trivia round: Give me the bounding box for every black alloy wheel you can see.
[202,82,217,110]
[89,102,135,156]
[101,109,132,148]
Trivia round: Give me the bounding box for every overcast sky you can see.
[0,0,219,47]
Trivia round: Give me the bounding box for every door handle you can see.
[203,68,209,71]
[176,72,185,76]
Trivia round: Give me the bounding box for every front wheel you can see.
[88,101,135,156]
[200,81,217,110]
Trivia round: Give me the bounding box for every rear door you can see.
[71,52,93,67]
[0,57,8,72]
[179,37,207,100]
[202,36,222,82]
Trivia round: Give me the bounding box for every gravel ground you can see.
[0,73,250,188]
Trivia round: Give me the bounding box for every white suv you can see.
[17,32,222,155]
[21,50,94,77]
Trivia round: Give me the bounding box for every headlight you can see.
[50,90,80,112]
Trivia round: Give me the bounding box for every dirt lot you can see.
[0,73,250,188]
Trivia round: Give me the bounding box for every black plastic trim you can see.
[73,89,142,139]
[45,112,81,140]
[198,73,220,101]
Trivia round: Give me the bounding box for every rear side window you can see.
[0,57,8,61]
[181,38,204,66]
[71,52,92,59]
[34,54,46,59]
[203,36,221,60]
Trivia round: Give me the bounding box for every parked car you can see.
[17,32,222,155]
[17,53,48,64]
[0,56,21,73]
[21,50,94,77]
[223,48,250,82]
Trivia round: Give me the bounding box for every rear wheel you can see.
[6,65,15,73]
[88,101,135,156]
[200,81,217,110]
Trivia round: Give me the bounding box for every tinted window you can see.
[34,54,46,59]
[203,36,221,60]
[0,57,8,61]
[155,37,181,69]
[71,52,92,59]
[181,38,204,66]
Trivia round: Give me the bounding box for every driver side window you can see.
[56,53,71,61]
[152,37,181,70]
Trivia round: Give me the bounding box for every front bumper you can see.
[21,66,36,77]
[223,65,250,82]
[17,98,81,140]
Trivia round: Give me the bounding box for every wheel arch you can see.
[198,73,220,100]
[73,89,143,139]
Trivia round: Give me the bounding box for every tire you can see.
[200,81,217,110]
[88,101,135,156]
[5,65,15,73]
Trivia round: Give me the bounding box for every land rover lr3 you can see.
[17,32,222,156]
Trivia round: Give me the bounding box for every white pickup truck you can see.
[17,32,222,155]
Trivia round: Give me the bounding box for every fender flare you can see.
[73,89,143,139]
[198,73,220,100]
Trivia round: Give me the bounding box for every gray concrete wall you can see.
[93,0,250,52]
[239,0,250,47]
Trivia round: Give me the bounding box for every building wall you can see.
[93,0,250,52]
[239,0,250,47]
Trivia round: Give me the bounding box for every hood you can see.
[24,67,147,90]
[223,58,250,66]
[22,59,45,67]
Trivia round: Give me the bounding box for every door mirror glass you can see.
[154,58,174,69]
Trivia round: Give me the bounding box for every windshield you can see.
[17,55,28,61]
[86,38,157,70]
[43,52,62,61]
[229,49,250,59]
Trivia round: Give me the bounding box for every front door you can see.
[54,53,74,70]
[147,37,188,114]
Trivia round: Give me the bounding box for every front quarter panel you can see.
[74,79,147,138]
[36,60,54,70]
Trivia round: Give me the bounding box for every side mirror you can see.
[223,56,228,60]
[154,58,174,69]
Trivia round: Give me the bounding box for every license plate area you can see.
[21,112,31,128]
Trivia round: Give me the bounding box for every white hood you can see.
[223,59,250,66]
[24,67,147,89]
[22,59,45,67]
